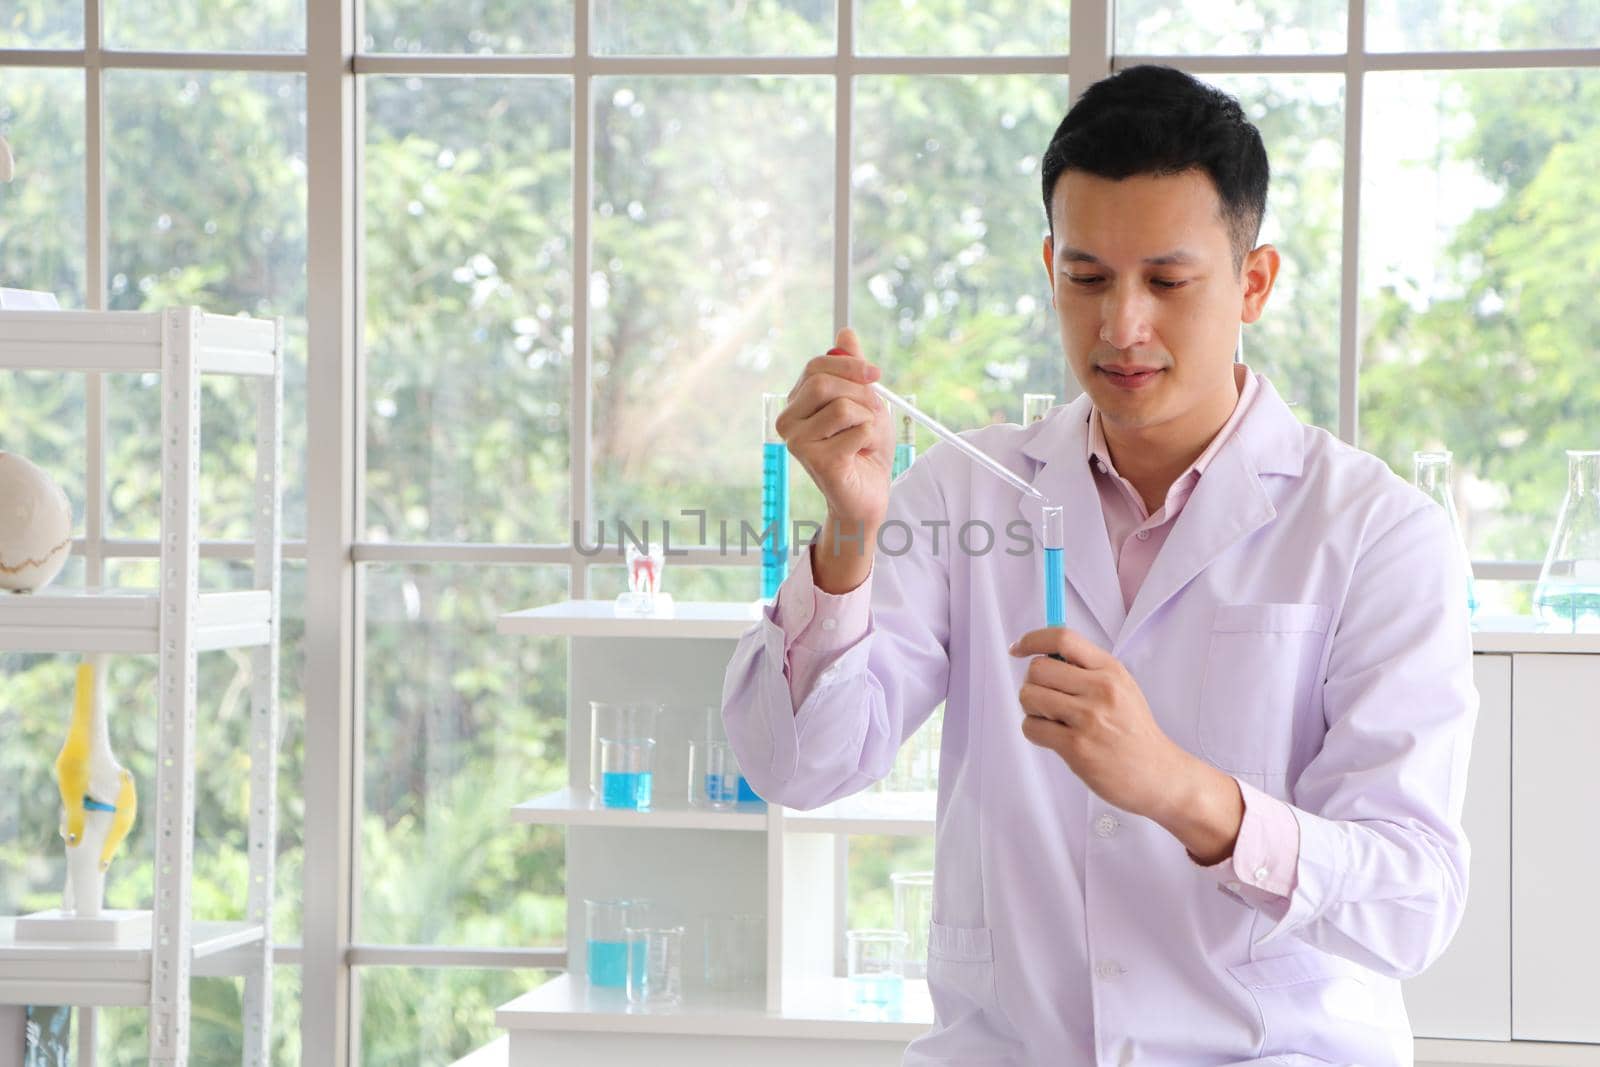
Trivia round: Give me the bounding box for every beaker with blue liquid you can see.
[590,701,659,810]
[586,898,649,989]
[847,929,908,1012]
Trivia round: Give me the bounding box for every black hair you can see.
[1040,65,1269,271]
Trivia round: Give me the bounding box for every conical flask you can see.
[1413,451,1477,619]
[1534,450,1600,633]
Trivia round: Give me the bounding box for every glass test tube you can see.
[892,393,916,480]
[761,393,790,599]
[1042,505,1065,631]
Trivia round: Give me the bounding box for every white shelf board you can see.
[0,587,272,654]
[784,792,937,836]
[498,599,764,640]
[0,309,277,376]
[1414,1038,1600,1066]
[0,918,265,1006]
[512,788,768,831]
[1470,620,1600,654]
[496,974,930,1041]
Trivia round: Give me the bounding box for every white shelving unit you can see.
[0,307,283,1067]
[485,598,1600,1067]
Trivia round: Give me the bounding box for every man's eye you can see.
[1151,278,1187,290]
[1067,275,1103,286]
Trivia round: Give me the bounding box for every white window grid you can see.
[4,0,1599,1061]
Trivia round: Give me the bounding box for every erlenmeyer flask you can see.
[1412,451,1477,619]
[1534,450,1600,633]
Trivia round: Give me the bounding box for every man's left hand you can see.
[1009,627,1243,863]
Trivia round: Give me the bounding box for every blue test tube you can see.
[761,393,790,599]
[1042,505,1066,660]
[892,393,916,480]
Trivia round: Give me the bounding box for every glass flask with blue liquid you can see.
[1412,451,1478,620]
[1534,450,1600,633]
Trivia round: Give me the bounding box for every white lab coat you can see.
[721,374,1477,1066]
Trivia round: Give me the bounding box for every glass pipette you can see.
[869,382,1047,503]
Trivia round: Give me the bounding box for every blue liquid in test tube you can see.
[762,394,790,599]
[1042,506,1066,660]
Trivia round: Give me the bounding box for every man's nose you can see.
[1099,286,1153,350]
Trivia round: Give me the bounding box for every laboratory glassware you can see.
[893,393,917,479]
[626,925,685,1006]
[688,738,742,808]
[762,392,791,599]
[702,913,764,991]
[891,871,934,980]
[1022,393,1055,425]
[589,701,658,801]
[585,898,647,989]
[1413,451,1478,619]
[1534,449,1600,633]
[847,929,908,1009]
[599,738,655,810]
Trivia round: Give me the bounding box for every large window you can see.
[1,0,1597,1063]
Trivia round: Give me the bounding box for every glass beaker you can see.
[1413,451,1478,619]
[626,925,685,1007]
[585,898,648,989]
[1023,392,1055,425]
[589,701,658,800]
[1535,450,1600,633]
[891,871,934,980]
[702,913,763,992]
[846,929,907,1010]
[688,738,741,808]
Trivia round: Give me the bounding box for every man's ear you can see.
[1240,244,1281,324]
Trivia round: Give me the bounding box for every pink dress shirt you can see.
[773,364,1298,909]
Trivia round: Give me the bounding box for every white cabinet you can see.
[1511,654,1600,1044]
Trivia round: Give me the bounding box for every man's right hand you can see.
[776,326,894,593]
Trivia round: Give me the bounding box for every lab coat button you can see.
[1253,865,1270,884]
[1225,881,1243,893]
[1094,814,1120,838]
[820,617,838,632]
[1095,960,1124,980]
[1136,529,1151,541]
[820,667,838,683]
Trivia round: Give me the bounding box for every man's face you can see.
[1042,169,1276,439]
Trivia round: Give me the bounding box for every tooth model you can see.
[55,661,137,917]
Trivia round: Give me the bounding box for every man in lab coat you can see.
[721,65,1476,1066]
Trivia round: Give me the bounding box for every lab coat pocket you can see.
[915,922,1022,1063]
[1227,952,1408,1065]
[1197,602,1331,775]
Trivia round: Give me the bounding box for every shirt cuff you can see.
[774,543,874,654]
[1199,777,1301,911]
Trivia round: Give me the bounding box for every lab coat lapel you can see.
[1018,394,1126,643]
[1113,376,1307,652]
